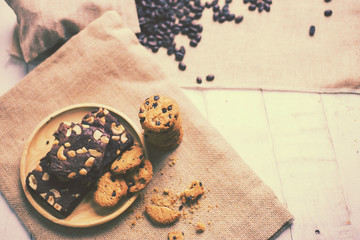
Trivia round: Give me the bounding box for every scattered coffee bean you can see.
[324,0,331,2]
[324,9,332,17]
[190,39,198,47]
[235,16,244,24]
[179,62,187,71]
[244,0,272,13]
[196,77,202,84]
[206,74,215,81]
[309,25,316,37]
[249,4,257,11]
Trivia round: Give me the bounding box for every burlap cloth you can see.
[0,11,293,239]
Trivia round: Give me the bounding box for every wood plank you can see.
[263,91,355,240]
[203,89,292,239]
[0,193,30,239]
[321,94,360,238]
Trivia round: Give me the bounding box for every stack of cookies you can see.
[138,95,183,149]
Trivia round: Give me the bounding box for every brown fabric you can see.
[5,0,140,62]
[0,11,293,239]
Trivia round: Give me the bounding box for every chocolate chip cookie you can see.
[138,95,183,149]
[111,145,144,175]
[145,205,181,225]
[126,158,153,193]
[93,172,128,207]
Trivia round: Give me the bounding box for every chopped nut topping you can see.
[67,172,76,179]
[54,203,62,211]
[57,146,67,161]
[121,133,128,143]
[65,128,72,137]
[47,195,55,205]
[89,149,102,157]
[85,116,94,124]
[68,150,76,158]
[79,168,87,175]
[28,174,37,190]
[85,157,95,167]
[50,189,61,198]
[42,172,50,181]
[76,147,88,154]
[101,136,109,144]
[93,129,103,140]
[111,122,125,135]
[73,125,82,135]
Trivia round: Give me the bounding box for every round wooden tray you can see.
[20,103,146,227]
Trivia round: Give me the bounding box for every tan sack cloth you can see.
[5,0,140,62]
[0,11,293,239]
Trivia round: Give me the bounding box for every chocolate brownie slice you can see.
[82,108,134,167]
[26,154,93,217]
[48,122,110,182]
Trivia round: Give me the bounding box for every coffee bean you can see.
[196,77,202,84]
[249,4,256,11]
[195,34,202,43]
[167,47,175,56]
[264,3,270,12]
[211,0,219,7]
[235,16,244,23]
[219,16,226,23]
[226,0,232,3]
[226,13,235,21]
[175,52,184,61]
[179,46,186,54]
[324,9,332,17]
[178,62,187,71]
[190,39,198,47]
[258,4,264,12]
[324,0,331,2]
[213,12,219,21]
[206,74,215,81]
[309,25,316,36]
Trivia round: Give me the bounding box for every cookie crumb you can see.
[168,231,184,240]
[168,156,178,167]
[196,222,206,233]
[180,180,204,204]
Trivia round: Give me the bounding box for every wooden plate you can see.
[20,103,146,227]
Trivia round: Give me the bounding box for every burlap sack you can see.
[5,0,140,62]
[0,11,293,239]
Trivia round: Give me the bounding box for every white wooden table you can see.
[1,1,360,239]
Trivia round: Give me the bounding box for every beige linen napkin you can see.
[0,11,293,239]
[5,0,140,62]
